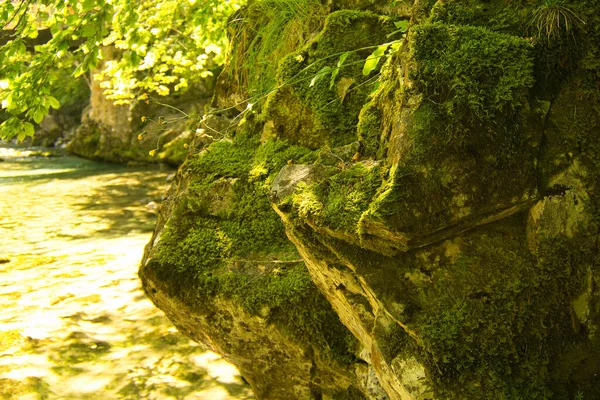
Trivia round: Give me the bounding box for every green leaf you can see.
[0,118,16,140]
[387,21,409,38]
[82,0,96,11]
[32,106,48,124]
[16,121,35,141]
[128,51,140,64]
[330,51,350,89]
[3,93,14,111]
[363,44,390,76]
[309,66,332,87]
[337,51,350,69]
[73,64,85,78]
[15,40,26,55]
[23,122,35,137]
[47,96,61,109]
[394,20,409,31]
[82,25,96,38]
[57,40,70,52]
[66,14,77,25]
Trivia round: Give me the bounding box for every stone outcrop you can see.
[141,0,600,398]
[67,46,214,165]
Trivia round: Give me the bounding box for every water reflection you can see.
[0,147,253,399]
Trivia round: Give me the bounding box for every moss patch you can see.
[410,22,534,143]
[356,100,383,158]
[405,215,591,398]
[265,10,398,149]
[358,21,539,240]
[150,126,357,364]
[429,0,529,35]
[291,161,383,234]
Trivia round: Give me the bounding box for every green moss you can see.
[186,134,259,179]
[220,182,295,255]
[316,162,383,232]
[407,215,590,399]
[365,162,452,239]
[252,137,318,177]
[287,161,384,236]
[266,10,397,149]
[358,22,539,236]
[410,22,534,143]
[375,321,411,364]
[150,127,357,364]
[426,0,595,98]
[356,100,382,158]
[429,0,528,35]
[298,210,595,398]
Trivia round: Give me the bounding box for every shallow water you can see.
[0,147,253,399]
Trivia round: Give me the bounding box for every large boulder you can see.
[141,0,600,398]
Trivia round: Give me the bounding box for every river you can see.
[0,147,253,399]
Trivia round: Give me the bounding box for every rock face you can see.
[67,46,214,165]
[141,0,600,398]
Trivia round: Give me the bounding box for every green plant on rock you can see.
[531,0,585,41]
[227,0,326,101]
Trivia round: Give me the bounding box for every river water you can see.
[0,147,252,399]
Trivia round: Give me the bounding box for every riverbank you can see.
[0,148,253,399]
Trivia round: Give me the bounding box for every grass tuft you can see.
[227,0,326,102]
[531,0,585,42]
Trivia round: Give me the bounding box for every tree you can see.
[0,0,240,141]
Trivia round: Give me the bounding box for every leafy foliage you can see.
[96,0,237,103]
[0,0,241,140]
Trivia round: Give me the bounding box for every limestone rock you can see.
[67,46,213,165]
[140,0,600,398]
[140,147,381,398]
[271,164,327,202]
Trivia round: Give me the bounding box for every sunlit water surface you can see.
[0,147,253,399]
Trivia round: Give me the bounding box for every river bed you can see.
[0,147,253,399]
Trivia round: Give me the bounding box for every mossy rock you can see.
[264,10,398,149]
[66,120,104,160]
[141,125,373,398]
[141,0,600,398]
[353,22,542,252]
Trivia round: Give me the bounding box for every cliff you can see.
[140,0,600,398]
